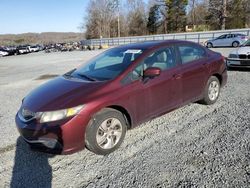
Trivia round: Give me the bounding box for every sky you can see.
[0,0,89,34]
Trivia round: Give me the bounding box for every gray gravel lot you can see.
[0,48,249,187]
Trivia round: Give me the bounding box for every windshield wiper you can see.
[77,73,97,81]
[64,68,76,77]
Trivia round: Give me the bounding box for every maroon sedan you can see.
[16,40,227,155]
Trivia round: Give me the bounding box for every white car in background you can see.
[227,39,250,68]
[0,49,9,57]
[28,45,40,52]
[206,33,248,48]
[17,46,29,54]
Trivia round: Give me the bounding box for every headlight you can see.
[228,54,238,58]
[38,105,84,123]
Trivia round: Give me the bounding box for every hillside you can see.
[0,32,85,46]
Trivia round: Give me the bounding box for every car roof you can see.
[117,40,188,50]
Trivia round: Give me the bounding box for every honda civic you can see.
[16,40,227,155]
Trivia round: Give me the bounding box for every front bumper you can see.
[226,58,250,68]
[15,111,91,154]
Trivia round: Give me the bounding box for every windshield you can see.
[241,39,250,47]
[71,47,144,81]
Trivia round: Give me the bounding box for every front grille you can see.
[239,54,247,59]
[239,54,250,59]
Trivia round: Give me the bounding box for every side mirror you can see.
[89,63,96,71]
[144,67,161,78]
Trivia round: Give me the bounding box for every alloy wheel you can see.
[96,118,123,149]
[208,81,219,101]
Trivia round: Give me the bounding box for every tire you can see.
[232,41,239,47]
[85,108,127,155]
[200,76,220,105]
[207,42,213,48]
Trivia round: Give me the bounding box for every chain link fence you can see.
[82,28,250,47]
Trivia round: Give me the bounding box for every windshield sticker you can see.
[124,49,142,54]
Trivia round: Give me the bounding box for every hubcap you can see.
[233,42,238,47]
[208,81,219,101]
[96,118,122,149]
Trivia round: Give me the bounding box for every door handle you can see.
[173,74,182,80]
[202,63,209,67]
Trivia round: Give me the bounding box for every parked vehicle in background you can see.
[226,39,250,68]
[0,46,18,56]
[206,33,248,48]
[16,40,227,155]
[28,45,40,52]
[17,46,30,54]
[5,46,17,55]
[0,48,9,57]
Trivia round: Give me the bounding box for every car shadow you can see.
[10,137,53,188]
[227,67,250,72]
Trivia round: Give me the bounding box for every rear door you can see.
[177,44,209,103]
[225,34,234,46]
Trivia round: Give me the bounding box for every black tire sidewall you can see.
[207,42,213,48]
[232,41,239,47]
[85,108,127,155]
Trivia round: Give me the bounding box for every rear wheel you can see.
[232,41,239,47]
[85,108,127,155]
[200,76,220,105]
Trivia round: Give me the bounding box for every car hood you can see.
[230,46,250,55]
[207,39,214,42]
[22,76,107,112]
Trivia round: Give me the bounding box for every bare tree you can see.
[222,0,227,30]
[85,0,118,39]
[127,0,148,36]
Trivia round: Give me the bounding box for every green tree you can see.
[158,0,188,33]
[206,0,227,30]
[147,5,161,34]
[226,0,247,29]
[127,0,147,36]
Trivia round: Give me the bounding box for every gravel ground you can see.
[0,48,249,188]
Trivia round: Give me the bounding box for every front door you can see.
[120,46,183,124]
[140,46,182,118]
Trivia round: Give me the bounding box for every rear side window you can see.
[178,45,206,64]
[227,34,234,38]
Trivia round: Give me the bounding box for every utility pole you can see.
[117,1,120,38]
[222,0,227,30]
[192,0,195,28]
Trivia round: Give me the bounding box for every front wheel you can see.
[85,108,127,155]
[200,76,220,105]
[207,42,213,48]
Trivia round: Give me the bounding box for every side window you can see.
[121,63,143,84]
[218,35,227,39]
[143,47,176,71]
[178,45,206,64]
